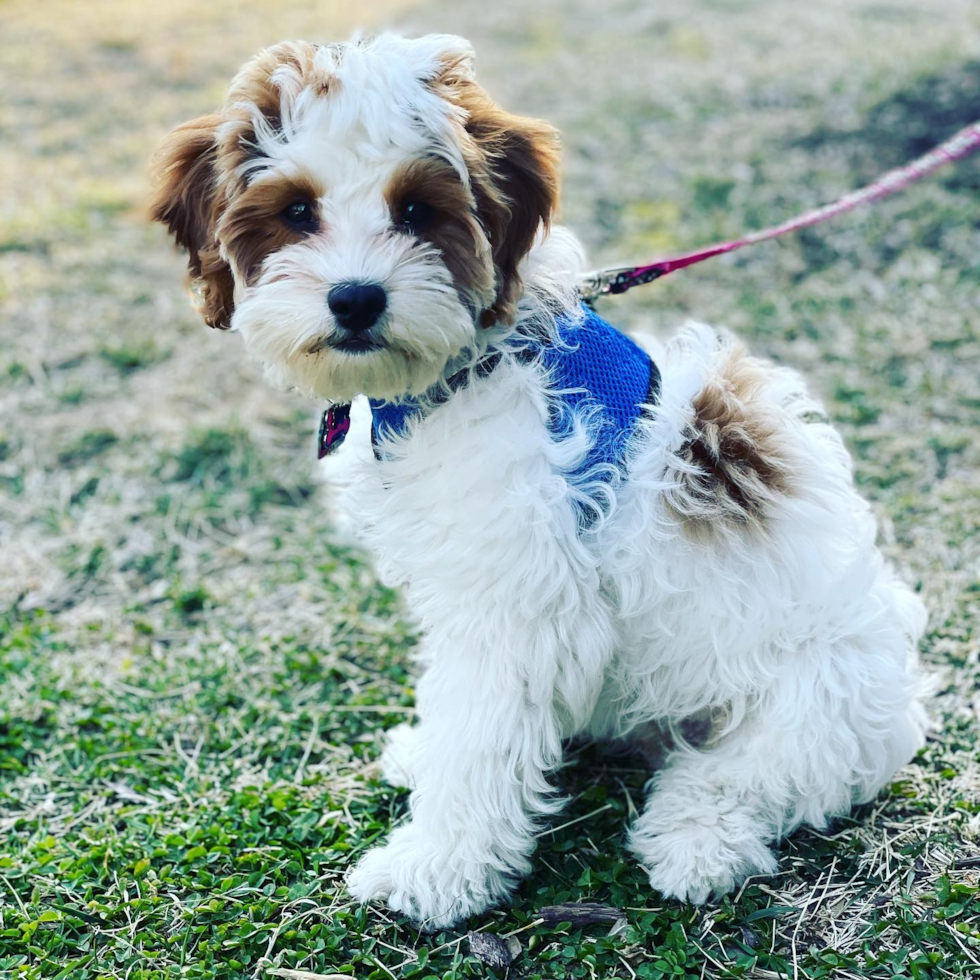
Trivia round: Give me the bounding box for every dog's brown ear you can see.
[444,79,561,326]
[150,114,235,330]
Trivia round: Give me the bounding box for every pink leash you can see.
[578,120,980,301]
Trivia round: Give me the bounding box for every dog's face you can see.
[151,34,559,401]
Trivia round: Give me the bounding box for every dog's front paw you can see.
[348,824,511,929]
[630,819,776,905]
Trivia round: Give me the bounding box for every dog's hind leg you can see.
[612,324,927,902]
[627,595,927,903]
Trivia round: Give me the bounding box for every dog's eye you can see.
[282,201,316,229]
[398,200,433,232]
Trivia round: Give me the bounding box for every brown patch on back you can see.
[432,63,561,326]
[666,345,794,536]
[384,157,494,308]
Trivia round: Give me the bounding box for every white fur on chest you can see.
[334,316,926,925]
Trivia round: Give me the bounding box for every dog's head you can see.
[151,34,560,401]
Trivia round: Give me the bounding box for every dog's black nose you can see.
[327,282,387,333]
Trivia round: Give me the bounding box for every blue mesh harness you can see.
[368,304,660,483]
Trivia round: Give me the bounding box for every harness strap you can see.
[368,347,663,468]
[368,348,525,458]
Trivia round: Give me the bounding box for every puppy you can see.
[151,33,928,929]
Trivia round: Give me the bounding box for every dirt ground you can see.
[2,1,979,977]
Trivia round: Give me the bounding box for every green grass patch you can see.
[56,429,120,466]
[99,340,167,374]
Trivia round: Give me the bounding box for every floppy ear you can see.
[445,79,561,326]
[150,114,236,330]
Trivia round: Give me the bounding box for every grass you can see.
[1,0,979,977]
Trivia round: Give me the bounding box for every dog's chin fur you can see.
[232,239,478,402]
[152,32,928,931]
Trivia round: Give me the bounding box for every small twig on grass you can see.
[792,864,824,980]
[616,776,639,820]
[371,953,398,980]
[1,874,29,917]
[294,713,320,784]
[944,922,980,969]
[535,803,613,838]
[537,902,626,929]
[395,933,466,969]
[498,917,546,941]
[690,938,732,977]
[952,855,980,869]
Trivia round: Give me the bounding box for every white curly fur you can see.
[330,289,927,924]
[158,32,928,931]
